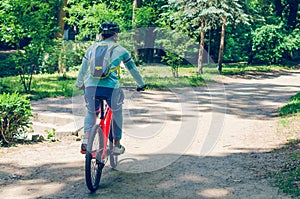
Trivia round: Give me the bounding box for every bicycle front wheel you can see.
[85,124,105,192]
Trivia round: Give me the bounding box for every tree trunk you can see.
[57,0,68,73]
[132,0,142,62]
[57,0,67,38]
[218,17,226,73]
[274,0,283,18]
[198,17,205,75]
[287,0,299,28]
[132,0,142,26]
[207,29,211,64]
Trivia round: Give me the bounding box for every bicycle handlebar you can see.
[136,84,147,92]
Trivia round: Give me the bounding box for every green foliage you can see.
[0,0,60,48]
[156,29,198,77]
[12,47,42,93]
[45,128,58,142]
[161,0,250,72]
[0,64,296,100]
[120,65,209,88]
[65,2,123,41]
[161,52,182,77]
[280,28,300,59]
[0,73,78,100]
[252,24,285,64]
[134,6,157,27]
[0,92,32,145]
[280,92,300,117]
[0,52,18,77]
[275,160,300,197]
[0,0,61,92]
[42,40,88,73]
[274,140,300,198]
[223,24,252,62]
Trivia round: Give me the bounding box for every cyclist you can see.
[76,21,146,154]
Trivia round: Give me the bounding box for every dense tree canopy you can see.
[0,0,299,80]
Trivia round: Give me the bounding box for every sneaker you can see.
[80,143,87,154]
[113,144,125,155]
[80,137,88,154]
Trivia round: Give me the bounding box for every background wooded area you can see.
[0,0,299,91]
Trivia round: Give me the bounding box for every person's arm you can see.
[122,53,145,87]
[75,49,90,89]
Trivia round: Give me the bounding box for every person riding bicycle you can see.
[76,21,146,154]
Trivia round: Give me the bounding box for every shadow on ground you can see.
[0,142,295,199]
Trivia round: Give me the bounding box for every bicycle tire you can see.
[109,130,118,169]
[85,124,105,192]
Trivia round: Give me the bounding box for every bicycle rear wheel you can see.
[85,124,105,192]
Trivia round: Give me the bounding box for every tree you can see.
[166,0,221,74]
[57,0,68,37]
[65,2,122,41]
[132,1,167,63]
[286,0,299,29]
[0,0,61,93]
[132,0,143,62]
[165,0,249,74]
[274,0,284,18]
[216,0,249,72]
[132,0,142,26]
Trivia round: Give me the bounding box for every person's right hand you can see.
[77,84,85,90]
[136,84,147,92]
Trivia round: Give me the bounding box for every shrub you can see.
[0,52,18,77]
[252,24,284,64]
[0,93,32,145]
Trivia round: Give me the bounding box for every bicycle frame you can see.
[99,100,113,160]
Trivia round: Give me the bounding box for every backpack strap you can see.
[108,44,121,78]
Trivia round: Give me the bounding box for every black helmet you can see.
[100,22,120,35]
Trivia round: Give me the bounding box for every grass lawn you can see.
[0,64,212,100]
[0,73,79,100]
[280,92,300,116]
[275,92,300,198]
[0,63,296,100]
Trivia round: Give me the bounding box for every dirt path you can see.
[1,70,300,199]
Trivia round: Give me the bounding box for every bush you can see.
[252,24,284,64]
[0,93,32,145]
[0,52,18,77]
[280,28,300,61]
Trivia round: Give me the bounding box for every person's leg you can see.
[107,88,125,154]
[112,108,123,144]
[81,87,100,153]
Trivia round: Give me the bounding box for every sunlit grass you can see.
[0,63,296,100]
[120,64,207,89]
[275,92,300,198]
[273,140,300,198]
[280,92,300,117]
[0,72,78,100]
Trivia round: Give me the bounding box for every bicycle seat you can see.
[94,96,107,101]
